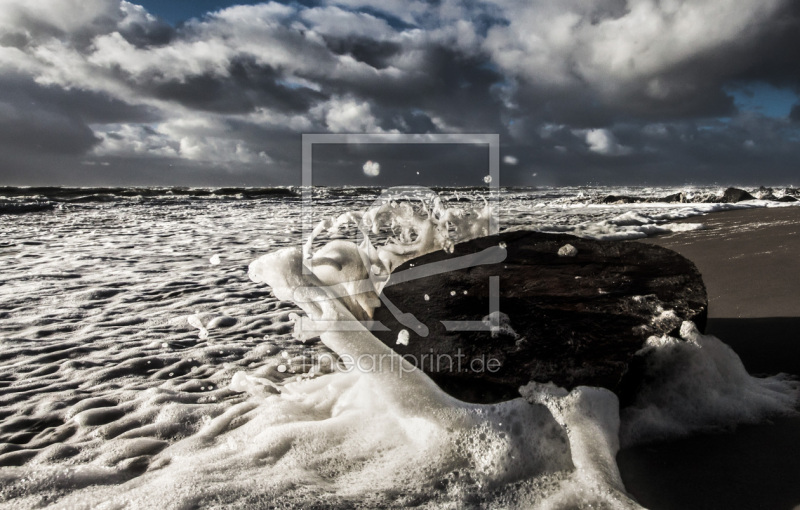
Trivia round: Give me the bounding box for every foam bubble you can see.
[363,160,380,177]
[482,311,520,340]
[3,185,796,508]
[621,321,799,446]
[396,329,410,346]
[557,244,578,257]
[240,224,641,508]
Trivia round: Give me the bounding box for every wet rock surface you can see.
[600,186,797,205]
[372,230,708,403]
[719,187,755,203]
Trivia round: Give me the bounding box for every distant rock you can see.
[753,186,777,200]
[660,193,683,203]
[372,230,707,404]
[602,195,643,204]
[597,187,790,205]
[658,191,718,204]
[719,187,755,203]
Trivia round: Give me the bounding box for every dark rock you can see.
[720,187,755,203]
[660,193,684,203]
[754,186,778,201]
[602,195,643,204]
[372,230,707,404]
[777,196,798,202]
[656,192,718,204]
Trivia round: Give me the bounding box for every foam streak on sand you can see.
[0,186,798,508]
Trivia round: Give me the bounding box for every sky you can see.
[1,0,799,187]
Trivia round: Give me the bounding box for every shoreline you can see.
[641,205,800,376]
[620,205,800,510]
[641,205,800,320]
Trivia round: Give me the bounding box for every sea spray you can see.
[241,190,642,507]
[242,189,796,507]
[2,186,798,509]
[302,187,493,284]
[620,321,800,446]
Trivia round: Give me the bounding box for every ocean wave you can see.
[0,200,56,214]
[0,185,798,508]
[0,186,299,204]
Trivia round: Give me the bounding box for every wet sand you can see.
[642,206,800,320]
[619,206,800,510]
[644,206,800,376]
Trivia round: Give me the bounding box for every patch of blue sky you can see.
[276,78,321,91]
[725,81,799,118]
[134,0,270,25]
[134,1,417,29]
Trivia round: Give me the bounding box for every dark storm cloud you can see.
[322,36,402,70]
[0,74,148,156]
[487,0,774,127]
[376,109,438,134]
[118,15,175,48]
[25,81,159,126]
[313,44,506,133]
[149,57,327,114]
[791,104,800,122]
[1,0,799,185]
[0,71,160,187]
[729,0,800,89]
[0,0,175,51]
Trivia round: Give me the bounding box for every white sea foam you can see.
[557,244,578,257]
[620,322,799,446]
[396,329,410,345]
[482,311,521,340]
[0,186,797,508]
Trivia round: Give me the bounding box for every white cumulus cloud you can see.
[581,128,632,156]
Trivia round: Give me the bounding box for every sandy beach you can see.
[644,205,800,377]
[644,206,800,320]
[619,205,800,510]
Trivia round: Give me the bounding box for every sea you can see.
[0,185,798,509]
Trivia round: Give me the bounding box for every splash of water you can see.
[243,188,641,508]
[13,187,796,509]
